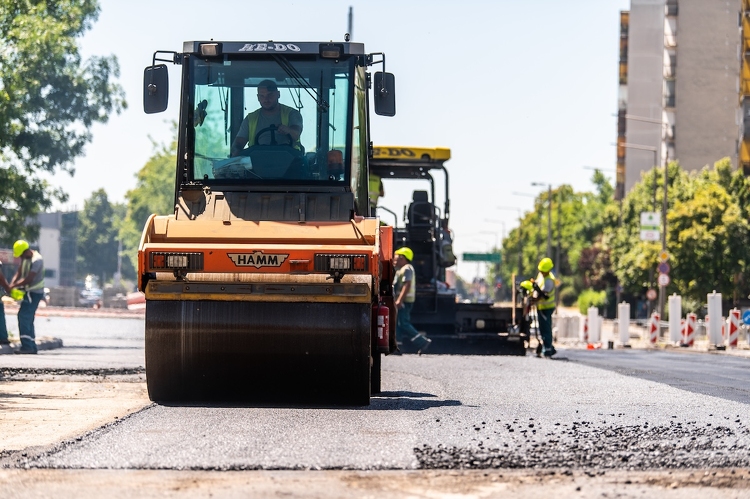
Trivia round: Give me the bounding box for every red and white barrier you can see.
[682,312,697,347]
[648,312,660,344]
[582,316,589,344]
[728,308,740,348]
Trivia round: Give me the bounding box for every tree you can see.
[120,138,176,272]
[0,0,125,245]
[77,189,119,282]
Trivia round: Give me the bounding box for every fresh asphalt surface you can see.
[3,315,750,471]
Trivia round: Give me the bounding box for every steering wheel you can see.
[254,124,293,147]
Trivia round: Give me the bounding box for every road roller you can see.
[138,40,397,404]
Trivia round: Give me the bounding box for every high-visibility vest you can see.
[246,104,301,149]
[369,173,382,206]
[394,263,417,303]
[20,251,45,293]
[535,271,556,310]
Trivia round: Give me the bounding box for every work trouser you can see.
[18,292,43,352]
[538,307,556,355]
[396,302,430,350]
[0,299,7,342]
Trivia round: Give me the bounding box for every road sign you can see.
[657,273,670,286]
[743,309,750,325]
[462,252,501,263]
[659,251,670,262]
[646,289,657,300]
[657,262,670,274]
[640,212,660,241]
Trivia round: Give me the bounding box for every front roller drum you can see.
[145,300,371,405]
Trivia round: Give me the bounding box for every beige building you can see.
[619,0,740,193]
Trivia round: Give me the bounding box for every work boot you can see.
[14,348,37,355]
[417,338,432,356]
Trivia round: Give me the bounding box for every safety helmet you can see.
[13,240,29,258]
[520,280,533,291]
[395,247,414,262]
[10,289,25,301]
[538,257,554,272]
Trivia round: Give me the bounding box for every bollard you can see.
[728,309,740,348]
[682,312,697,347]
[706,291,724,349]
[587,306,601,343]
[617,302,630,347]
[668,294,682,343]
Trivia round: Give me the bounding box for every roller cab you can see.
[139,41,396,404]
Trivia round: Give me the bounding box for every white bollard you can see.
[707,291,723,346]
[587,306,601,343]
[668,293,682,343]
[617,302,630,346]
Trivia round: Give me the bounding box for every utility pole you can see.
[531,183,552,258]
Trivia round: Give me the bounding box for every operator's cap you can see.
[395,247,413,262]
[13,240,29,258]
[258,79,278,92]
[538,257,554,272]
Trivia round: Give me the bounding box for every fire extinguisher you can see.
[373,301,390,353]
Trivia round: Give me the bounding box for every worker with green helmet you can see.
[0,258,13,347]
[534,257,557,357]
[9,240,45,354]
[393,246,431,354]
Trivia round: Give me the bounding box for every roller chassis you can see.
[139,40,397,405]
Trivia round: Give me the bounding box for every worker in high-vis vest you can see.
[368,172,385,215]
[230,79,303,157]
[533,257,557,358]
[393,247,431,354]
[9,240,45,354]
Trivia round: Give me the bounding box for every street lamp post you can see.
[624,114,670,325]
[531,183,552,258]
[497,206,523,278]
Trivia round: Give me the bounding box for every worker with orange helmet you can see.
[393,247,431,354]
[9,240,45,354]
[534,257,557,357]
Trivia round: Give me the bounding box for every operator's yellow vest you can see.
[535,271,556,310]
[246,104,301,149]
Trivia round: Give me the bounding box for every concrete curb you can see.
[0,336,64,355]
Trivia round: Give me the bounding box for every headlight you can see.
[314,254,368,272]
[150,252,204,271]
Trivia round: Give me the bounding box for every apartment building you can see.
[619,0,740,194]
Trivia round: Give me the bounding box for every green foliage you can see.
[0,0,125,245]
[77,189,135,282]
[577,288,607,315]
[120,138,177,272]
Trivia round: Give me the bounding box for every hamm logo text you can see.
[227,252,289,268]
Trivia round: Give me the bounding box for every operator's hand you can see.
[277,124,291,135]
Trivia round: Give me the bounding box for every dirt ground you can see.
[0,377,149,453]
[0,468,748,498]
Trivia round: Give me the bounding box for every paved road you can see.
[7,346,749,472]
[563,348,750,404]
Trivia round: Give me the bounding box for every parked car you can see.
[78,275,103,308]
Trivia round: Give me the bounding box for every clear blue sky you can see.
[50,0,630,281]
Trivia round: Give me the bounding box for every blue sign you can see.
[742,309,750,325]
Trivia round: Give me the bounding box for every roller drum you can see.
[145,300,371,405]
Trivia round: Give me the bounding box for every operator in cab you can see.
[230,79,303,157]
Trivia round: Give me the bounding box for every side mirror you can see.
[374,72,395,117]
[143,64,169,114]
